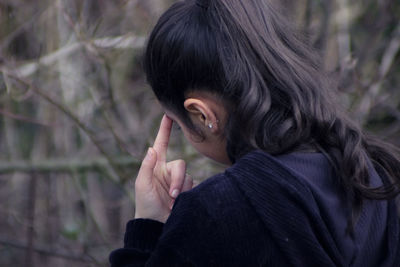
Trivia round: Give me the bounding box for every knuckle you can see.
[166,160,175,168]
[168,160,186,171]
[158,141,168,150]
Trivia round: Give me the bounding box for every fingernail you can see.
[171,189,179,198]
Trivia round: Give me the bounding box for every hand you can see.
[134,115,194,223]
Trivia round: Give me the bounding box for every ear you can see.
[184,98,219,133]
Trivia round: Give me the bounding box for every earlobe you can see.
[184,98,217,131]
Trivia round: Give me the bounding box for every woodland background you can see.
[0,0,399,266]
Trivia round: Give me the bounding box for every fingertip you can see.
[170,189,179,198]
[164,114,172,121]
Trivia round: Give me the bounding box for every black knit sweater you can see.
[109,150,400,266]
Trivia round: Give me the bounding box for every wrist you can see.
[134,211,168,223]
[124,219,164,249]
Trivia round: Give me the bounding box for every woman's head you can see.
[144,0,400,228]
[144,0,336,163]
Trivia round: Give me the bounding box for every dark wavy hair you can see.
[143,0,400,229]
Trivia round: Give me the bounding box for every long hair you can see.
[143,0,400,228]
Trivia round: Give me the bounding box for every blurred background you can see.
[0,0,399,266]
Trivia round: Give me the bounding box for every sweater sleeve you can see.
[109,191,209,267]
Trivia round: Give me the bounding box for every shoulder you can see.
[173,149,316,217]
[160,171,275,265]
[164,168,268,236]
[171,171,246,221]
[227,149,322,196]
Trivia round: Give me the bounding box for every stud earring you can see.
[208,123,213,129]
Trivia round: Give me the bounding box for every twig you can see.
[0,156,139,174]
[71,172,109,248]
[303,0,312,37]
[314,0,333,54]
[7,34,145,77]
[0,4,53,54]
[0,238,95,263]
[336,0,351,66]
[379,23,400,78]
[25,172,38,267]
[0,108,56,127]
[83,47,131,156]
[356,22,400,122]
[0,73,128,182]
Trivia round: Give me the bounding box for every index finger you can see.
[153,114,173,162]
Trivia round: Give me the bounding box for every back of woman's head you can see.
[144,0,400,228]
[145,0,333,158]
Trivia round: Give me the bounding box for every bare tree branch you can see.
[0,107,56,127]
[356,22,400,122]
[0,156,139,174]
[0,73,129,182]
[8,34,145,77]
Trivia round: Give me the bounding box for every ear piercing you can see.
[208,120,219,129]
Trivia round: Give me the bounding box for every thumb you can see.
[137,147,157,185]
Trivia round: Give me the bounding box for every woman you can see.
[110,0,400,266]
